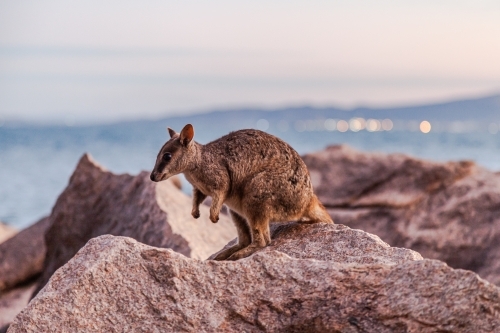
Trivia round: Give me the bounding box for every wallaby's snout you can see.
[150,172,159,182]
[151,151,173,182]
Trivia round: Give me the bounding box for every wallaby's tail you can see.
[304,195,334,224]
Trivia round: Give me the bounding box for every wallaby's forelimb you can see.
[212,210,252,260]
[209,193,225,223]
[191,188,207,219]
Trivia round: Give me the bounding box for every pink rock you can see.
[9,230,500,332]
[303,145,500,285]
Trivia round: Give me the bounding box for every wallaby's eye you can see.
[163,152,172,162]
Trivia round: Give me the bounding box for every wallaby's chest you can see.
[185,174,205,192]
[184,172,219,198]
[184,169,244,212]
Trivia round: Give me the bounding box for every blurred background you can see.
[0,0,499,228]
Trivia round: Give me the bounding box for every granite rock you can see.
[9,228,500,333]
[303,145,500,285]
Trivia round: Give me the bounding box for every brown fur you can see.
[150,124,333,260]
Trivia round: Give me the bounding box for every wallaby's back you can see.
[203,129,321,222]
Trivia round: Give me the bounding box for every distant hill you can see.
[2,94,499,134]
[354,94,500,121]
[139,93,499,136]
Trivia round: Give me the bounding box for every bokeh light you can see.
[420,121,432,134]
[381,119,393,131]
[337,120,349,132]
[366,119,381,132]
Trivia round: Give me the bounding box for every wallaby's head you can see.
[150,124,196,182]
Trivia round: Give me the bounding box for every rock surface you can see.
[0,217,50,292]
[9,225,500,333]
[210,222,423,264]
[0,222,16,244]
[33,153,236,297]
[303,145,500,285]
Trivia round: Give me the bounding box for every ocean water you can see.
[1,120,500,229]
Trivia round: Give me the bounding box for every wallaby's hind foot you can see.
[211,209,252,261]
[212,244,244,261]
[227,218,271,260]
[227,244,267,260]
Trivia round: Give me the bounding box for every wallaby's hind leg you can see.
[212,210,252,261]
[227,216,271,261]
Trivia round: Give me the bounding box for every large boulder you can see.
[9,224,500,333]
[32,153,236,297]
[303,145,500,285]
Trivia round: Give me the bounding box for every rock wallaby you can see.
[150,124,333,260]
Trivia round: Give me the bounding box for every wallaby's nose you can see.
[150,172,157,182]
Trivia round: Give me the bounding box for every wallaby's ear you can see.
[167,127,177,138]
[179,124,194,146]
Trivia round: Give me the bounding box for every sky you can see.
[0,0,500,124]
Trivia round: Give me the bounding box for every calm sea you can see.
[1,120,500,229]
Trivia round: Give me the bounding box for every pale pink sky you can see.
[0,0,499,123]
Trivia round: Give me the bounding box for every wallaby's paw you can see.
[191,210,200,219]
[209,214,219,223]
